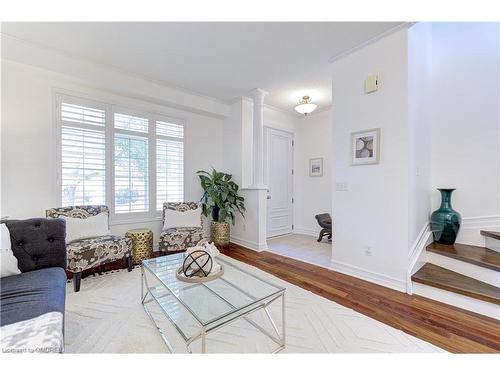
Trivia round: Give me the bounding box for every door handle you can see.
[267,195,272,200]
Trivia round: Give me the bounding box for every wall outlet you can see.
[335,182,348,191]
[364,246,373,256]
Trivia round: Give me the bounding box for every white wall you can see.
[294,110,332,236]
[408,23,433,247]
[330,28,410,291]
[330,23,500,292]
[1,60,224,244]
[429,23,500,245]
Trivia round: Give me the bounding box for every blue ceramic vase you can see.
[430,188,461,245]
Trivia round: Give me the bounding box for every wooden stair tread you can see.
[427,242,500,272]
[412,264,500,305]
[481,230,500,241]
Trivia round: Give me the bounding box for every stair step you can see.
[426,242,500,272]
[481,230,500,240]
[412,264,500,305]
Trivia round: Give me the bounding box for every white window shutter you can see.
[60,102,106,206]
[114,114,149,213]
[156,120,184,209]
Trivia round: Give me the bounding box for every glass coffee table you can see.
[141,254,286,353]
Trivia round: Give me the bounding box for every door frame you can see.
[264,126,295,239]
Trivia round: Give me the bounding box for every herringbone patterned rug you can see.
[64,255,444,353]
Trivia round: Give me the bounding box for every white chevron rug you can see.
[64,255,445,353]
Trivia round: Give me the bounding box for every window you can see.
[57,95,185,220]
[156,121,184,210]
[60,102,106,206]
[114,113,149,213]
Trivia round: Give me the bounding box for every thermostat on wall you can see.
[365,74,379,93]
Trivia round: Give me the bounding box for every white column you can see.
[249,88,268,188]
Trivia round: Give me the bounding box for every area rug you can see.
[64,255,445,353]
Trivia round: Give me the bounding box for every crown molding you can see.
[0,32,232,110]
[328,22,415,64]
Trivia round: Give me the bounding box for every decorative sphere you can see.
[182,250,213,277]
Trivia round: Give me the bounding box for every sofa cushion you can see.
[65,212,110,243]
[67,235,132,272]
[5,218,66,272]
[159,227,205,252]
[1,223,21,278]
[163,207,202,230]
[1,312,63,353]
[0,267,66,327]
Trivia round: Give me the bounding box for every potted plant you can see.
[197,168,245,246]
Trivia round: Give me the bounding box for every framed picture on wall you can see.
[309,158,323,177]
[351,128,380,165]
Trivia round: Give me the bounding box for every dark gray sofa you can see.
[1,218,67,352]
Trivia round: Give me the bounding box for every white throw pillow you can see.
[65,212,110,243]
[163,207,202,230]
[1,223,21,278]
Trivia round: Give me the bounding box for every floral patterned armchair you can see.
[46,205,133,292]
[159,202,206,255]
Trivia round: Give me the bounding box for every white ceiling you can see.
[2,22,402,113]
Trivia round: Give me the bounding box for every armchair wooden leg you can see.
[126,255,133,272]
[74,272,82,292]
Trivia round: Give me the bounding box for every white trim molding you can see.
[457,215,500,247]
[330,260,406,292]
[1,33,231,119]
[230,236,268,252]
[328,22,414,64]
[406,222,433,294]
[293,228,318,237]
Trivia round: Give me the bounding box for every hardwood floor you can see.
[221,243,500,353]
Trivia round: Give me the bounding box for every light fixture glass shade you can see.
[295,103,317,115]
[294,95,317,115]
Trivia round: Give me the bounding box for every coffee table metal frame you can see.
[141,254,286,353]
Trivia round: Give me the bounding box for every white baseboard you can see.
[330,260,406,292]
[412,282,500,320]
[230,236,267,252]
[293,228,318,237]
[427,252,499,287]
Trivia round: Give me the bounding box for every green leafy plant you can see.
[197,168,245,225]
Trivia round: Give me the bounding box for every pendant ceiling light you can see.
[294,95,317,115]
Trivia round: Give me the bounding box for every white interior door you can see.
[265,127,294,238]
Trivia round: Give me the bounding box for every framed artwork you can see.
[351,128,380,165]
[309,158,323,177]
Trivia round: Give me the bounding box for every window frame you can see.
[55,92,186,224]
